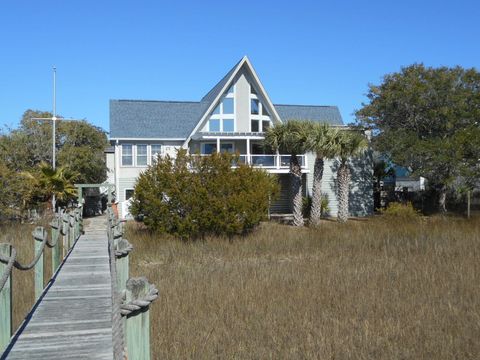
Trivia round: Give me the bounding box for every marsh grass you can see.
[1,218,57,331]
[126,216,480,359]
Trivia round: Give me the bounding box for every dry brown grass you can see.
[1,218,57,331]
[126,216,480,360]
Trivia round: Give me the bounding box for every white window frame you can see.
[121,144,134,167]
[151,144,163,163]
[125,188,135,201]
[136,144,148,167]
[249,84,272,133]
[208,84,236,132]
[201,142,235,154]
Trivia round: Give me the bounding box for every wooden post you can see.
[50,216,61,273]
[69,213,75,249]
[62,212,69,257]
[125,277,151,360]
[0,244,12,353]
[116,239,131,292]
[33,227,46,301]
[467,190,471,219]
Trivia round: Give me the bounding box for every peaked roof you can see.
[109,57,344,140]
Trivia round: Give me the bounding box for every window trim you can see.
[136,144,148,167]
[121,144,134,167]
[125,188,135,201]
[249,83,272,133]
[201,142,235,154]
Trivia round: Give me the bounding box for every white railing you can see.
[238,154,307,169]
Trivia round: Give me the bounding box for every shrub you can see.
[303,195,330,219]
[130,150,279,239]
[382,201,421,218]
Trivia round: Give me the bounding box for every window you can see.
[251,99,259,115]
[262,105,269,116]
[136,145,148,166]
[203,143,217,154]
[222,98,234,114]
[262,121,270,132]
[151,144,162,163]
[250,85,257,95]
[227,85,234,94]
[209,119,220,132]
[122,144,133,166]
[220,143,234,153]
[251,120,259,132]
[212,104,220,114]
[223,119,234,132]
[125,189,134,201]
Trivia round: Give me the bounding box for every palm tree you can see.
[335,131,368,223]
[23,162,79,208]
[264,120,310,226]
[307,123,339,226]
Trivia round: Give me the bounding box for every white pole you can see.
[52,66,57,211]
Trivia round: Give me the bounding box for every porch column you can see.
[246,138,250,164]
[276,149,280,169]
[216,137,220,153]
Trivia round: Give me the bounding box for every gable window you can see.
[122,144,133,166]
[151,144,162,163]
[209,119,220,132]
[251,99,259,115]
[207,85,236,133]
[223,119,234,132]
[251,120,259,133]
[136,145,148,166]
[249,83,272,133]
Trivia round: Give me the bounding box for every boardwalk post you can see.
[62,211,69,257]
[69,212,75,249]
[0,243,12,353]
[50,216,61,273]
[115,238,132,292]
[125,277,152,360]
[33,227,46,301]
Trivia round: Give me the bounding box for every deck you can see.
[2,216,114,360]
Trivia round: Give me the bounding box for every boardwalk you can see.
[2,216,114,360]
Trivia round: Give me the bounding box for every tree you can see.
[335,131,368,223]
[356,64,480,212]
[264,120,311,226]
[307,123,339,226]
[23,162,79,208]
[130,150,278,239]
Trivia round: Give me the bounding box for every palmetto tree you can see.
[264,120,310,226]
[307,123,339,226]
[24,162,79,208]
[335,131,368,223]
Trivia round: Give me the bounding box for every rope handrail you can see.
[0,206,83,292]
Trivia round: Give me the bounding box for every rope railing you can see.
[106,206,158,360]
[0,205,84,354]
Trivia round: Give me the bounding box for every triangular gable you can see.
[183,56,282,147]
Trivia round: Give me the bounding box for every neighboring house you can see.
[107,56,373,218]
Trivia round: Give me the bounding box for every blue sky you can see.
[1,0,479,132]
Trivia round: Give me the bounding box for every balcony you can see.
[237,154,307,169]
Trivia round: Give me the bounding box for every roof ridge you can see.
[274,103,338,108]
[112,99,200,104]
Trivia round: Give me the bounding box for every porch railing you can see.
[237,154,307,169]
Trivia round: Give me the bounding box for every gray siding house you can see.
[108,56,373,218]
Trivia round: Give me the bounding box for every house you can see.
[107,56,373,218]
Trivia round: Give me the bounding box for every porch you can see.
[189,134,308,172]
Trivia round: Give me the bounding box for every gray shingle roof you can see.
[109,59,344,139]
[274,104,343,125]
[110,100,202,138]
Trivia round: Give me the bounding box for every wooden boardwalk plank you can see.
[2,216,114,360]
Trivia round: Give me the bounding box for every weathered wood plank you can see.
[2,216,114,360]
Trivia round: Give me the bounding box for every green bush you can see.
[382,201,421,218]
[303,195,330,218]
[130,150,279,239]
